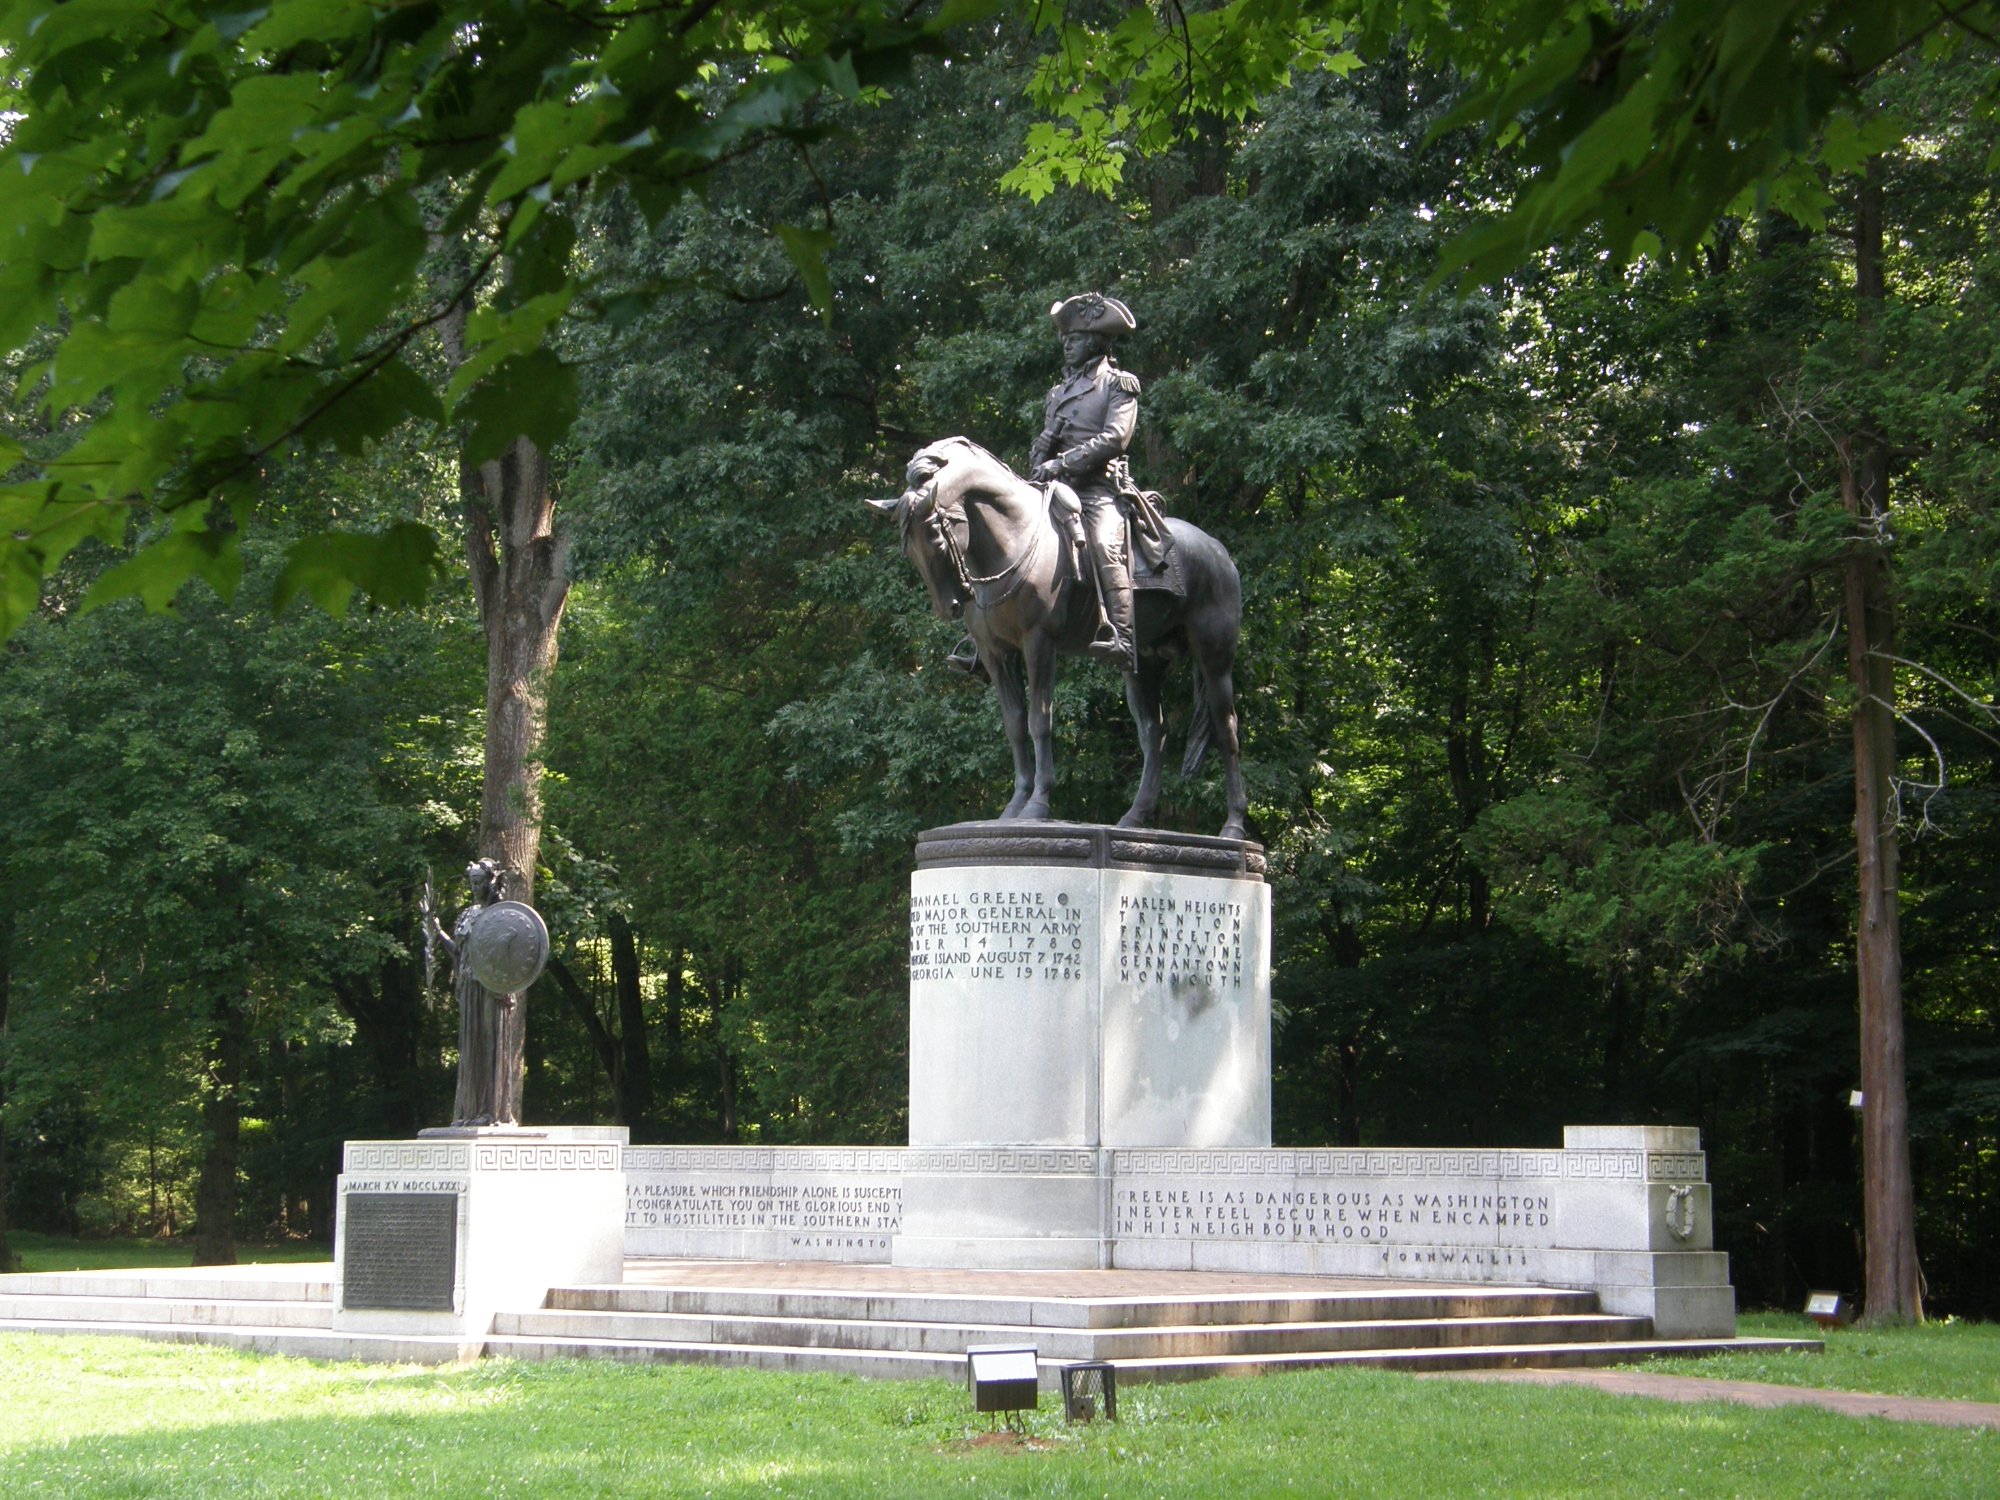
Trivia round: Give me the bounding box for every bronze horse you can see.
[868,436,1247,840]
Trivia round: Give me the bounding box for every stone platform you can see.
[0,1258,1820,1379]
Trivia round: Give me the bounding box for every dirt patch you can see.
[941,1430,1058,1455]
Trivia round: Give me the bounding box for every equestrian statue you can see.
[867,293,1247,841]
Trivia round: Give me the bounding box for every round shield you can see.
[464,900,550,994]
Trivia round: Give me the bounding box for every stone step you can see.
[493,1305,1652,1360]
[0,1269,334,1303]
[0,1317,469,1365]
[546,1283,1604,1330]
[0,1294,334,1330]
[483,1331,963,1380]
[1107,1335,1827,1383]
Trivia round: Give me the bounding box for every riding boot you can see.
[1086,548,1137,673]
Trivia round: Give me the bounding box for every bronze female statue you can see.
[424,859,526,1127]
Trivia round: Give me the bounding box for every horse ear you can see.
[864,493,905,521]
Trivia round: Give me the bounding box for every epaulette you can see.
[1111,368,1142,395]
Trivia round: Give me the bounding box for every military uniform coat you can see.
[1029,357,1140,496]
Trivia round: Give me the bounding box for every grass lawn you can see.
[0,1333,1990,1499]
[6,1232,332,1274]
[1638,1312,2000,1406]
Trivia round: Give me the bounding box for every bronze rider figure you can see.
[1028,292,1142,673]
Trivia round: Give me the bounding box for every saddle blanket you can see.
[1132,542,1185,597]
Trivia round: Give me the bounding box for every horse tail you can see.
[1183,665,1213,780]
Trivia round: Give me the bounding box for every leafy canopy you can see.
[1003,0,1999,280]
[0,0,986,637]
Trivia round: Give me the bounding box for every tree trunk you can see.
[192,986,248,1266]
[545,953,624,1119]
[717,950,739,1142]
[1330,916,1365,1146]
[462,435,568,1124]
[0,911,16,1273]
[608,912,654,1137]
[1446,684,1492,934]
[465,433,568,897]
[1846,161,1922,1325]
[330,950,428,1138]
[439,277,571,1128]
[663,942,683,1129]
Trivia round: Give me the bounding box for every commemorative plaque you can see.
[340,1192,460,1312]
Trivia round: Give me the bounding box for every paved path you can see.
[1432,1367,2000,1430]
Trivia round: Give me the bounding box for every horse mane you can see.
[915,435,1018,480]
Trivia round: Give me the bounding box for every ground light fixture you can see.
[965,1344,1039,1431]
[1804,1292,1855,1330]
[1060,1361,1117,1423]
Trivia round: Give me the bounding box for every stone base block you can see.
[1598,1282,1737,1338]
[892,1148,1108,1270]
[626,1125,1744,1337]
[333,1126,627,1341]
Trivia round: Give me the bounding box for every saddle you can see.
[1043,476,1185,598]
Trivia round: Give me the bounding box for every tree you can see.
[1023,0,2000,1331]
[0,0,990,636]
[0,908,16,1271]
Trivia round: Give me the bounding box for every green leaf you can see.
[272,520,444,616]
[299,358,445,457]
[455,347,579,463]
[776,223,836,316]
[447,291,577,407]
[79,528,245,615]
[0,536,42,639]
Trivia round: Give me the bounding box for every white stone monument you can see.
[616,821,1739,1336]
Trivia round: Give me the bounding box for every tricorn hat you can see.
[1050,292,1136,337]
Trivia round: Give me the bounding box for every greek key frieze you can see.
[471,1144,620,1172]
[901,1147,1099,1176]
[344,1142,469,1173]
[625,1147,779,1172]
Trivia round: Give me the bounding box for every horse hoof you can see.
[1117,810,1151,829]
[1021,802,1052,821]
[1218,822,1247,842]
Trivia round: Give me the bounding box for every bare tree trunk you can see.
[608,913,654,1137]
[1846,161,1921,1325]
[459,420,569,1126]
[544,953,624,1118]
[329,951,427,1138]
[192,985,248,1266]
[0,911,17,1273]
[664,942,684,1127]
[465,433,568,897]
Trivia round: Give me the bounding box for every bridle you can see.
[910,478,1048,611]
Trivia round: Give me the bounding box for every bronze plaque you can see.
[341,1192,460,1311]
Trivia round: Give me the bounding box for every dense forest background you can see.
[2,32,1996,1316]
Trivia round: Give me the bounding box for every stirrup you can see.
[1084,629,1135,671]
[946,637,990,684]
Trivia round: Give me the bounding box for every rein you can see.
[928,489,1049,610]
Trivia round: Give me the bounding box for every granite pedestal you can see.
[894,822,1271,1268]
